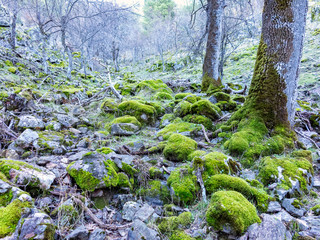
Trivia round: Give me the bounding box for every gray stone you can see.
[239,214,288,240]
[107,152,136,169]
[66,225,89,240]
[295,219,310,231]
[56,113,79,128]
[135,203,154,222]
[122,201,142,221]
[267,201,282,213]
[0,179,11,194]
[89,228,106,240]
[282,198,306,217]
[274,210,295,224]
[15,129,39,147]
[13,211,54,240]
[68,151,89,162]
[110,123,140,136]
[240,169,256,181]
[18,115,45,129]
[127,219,160,240]
[112,194,135,207]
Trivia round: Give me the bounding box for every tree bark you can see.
[201,0,225,91]
[246,0,308,128]
[10,0,18,50]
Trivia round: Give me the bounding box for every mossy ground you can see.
[206,190,261,235]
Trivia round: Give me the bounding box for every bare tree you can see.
[201,0,225,91]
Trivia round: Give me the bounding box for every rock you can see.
[240,169,256,181]
[0,179,11,194]
[88,228,106,240]
[274,210,295,224]
[106,152,136,169]
[282,198,306,217]
[134,203,154,222]
[66,225,89,240]
[122,201,142,221]
[239,214,289,240]
[15,129,39,147]
[18,115,45,129]
[313,176,320,190]
[295,219,310,231]
[110,123,140,136]
[13,211,55,240]
[0,149,19,160]
[0,159,56,190]
[127,219,160,240]
[55,113,79,128]
[68,151,90,162]
[112,194,135,207]
[36,197,53,210]
[66,153,120,191]
[267,201,282,213]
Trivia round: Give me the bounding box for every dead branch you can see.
[201,124,211,143]
[226,85,247,95]
[195,167,207,203]
[295,130,320,152]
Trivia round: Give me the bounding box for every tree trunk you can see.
[246,0,308,128]
[112,41,120,72]
[67,47,73,80]
[201,0,225,91]
[10,0,18,50]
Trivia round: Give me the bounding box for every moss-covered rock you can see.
[258,156,314,195]
[205,174,270,212]
[118,100,157,125]
[107,115,141,131]
[0,199,32,238]
[174,100,192,117]
[136,79,173,96]
[0,189,13,207]
[163,134,197,162]
[51,200,78,227]
[149,167,162,179]
[170,231,195,240]
[137,180,170,201]
[216,100,238,111]
[202,152,241,181]
[8,67,17,74]
[157,120,201,140]
[158,211,192,235]
[174,93,201,104]
[311,204,320,216]
[213,92,230,101]
[153,92,174,101]
[183,114,213,130]
[206,190,261,235]
[167,166,199,205]
[101,98,119,113]
[190,100,221,120]
[187,150,206,161]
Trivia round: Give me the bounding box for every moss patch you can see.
[158,211,192,235]
[167,166,199,205]
[157,120,201,140]
[205,174,270,212]
[190,100,221,120]
[163,134,197,162]
[0,199,32,238]
[206,190,261,235]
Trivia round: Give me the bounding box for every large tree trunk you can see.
[201,0,225,91]
[246,0,308,128]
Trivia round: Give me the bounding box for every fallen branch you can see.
[201,124,211,143]
[195,167,207,203]
[71,196,132,230]
[295,130,320,152]
[226,85,247,94]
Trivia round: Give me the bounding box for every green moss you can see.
[167,165,199,205]
[137,180,166,198]
[101,98,119,113]
[183,114,213,130]
[311,204,320,216]
[157,121,201,140]
[67,163,100,192]
[96,147,114,155]
[118,172,131,188]
[258,156,314,194]
[153,92,174,101]
[202,72,221,91]
[0,91,8,101]
[175,93,200,104]
[118,100,156,125]
[158,211,192,235]
[174,100,192,117]
[4,60,13,67]
[107,115,141,130]
[136,79,173,95]
[291,150,312,163]
[0,172,9,182]
[0,159,40,178]
[122,162,138,177]
[145,101,165,117]
[213,92,230,101]
[170,231,195,240]
[205,174,271,212]
[149,167,162,179]
[187,150,206,162]
[163,134,197,162]
[8,67,17,74]
[0,199,32,238]
[216,100,237,111]
[232,95,246,103]
[190,100,221,120]
[0,190,13,207]
[206,191,261,235]
[103,160,119,188]
[160,114,175,128]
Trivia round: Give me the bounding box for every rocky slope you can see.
[1,15,320,240]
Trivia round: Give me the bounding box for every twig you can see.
[201,124,211,143]
[71,196,132,230]
[295,130,320,153]
[195,167,207,203]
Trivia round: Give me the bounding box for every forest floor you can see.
[0,21,320,240]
